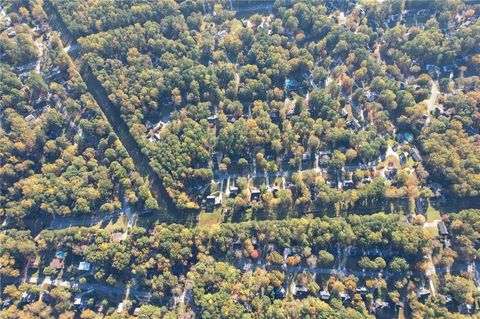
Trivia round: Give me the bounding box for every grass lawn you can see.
[94,214,128,233]
[426,204,441,223]
[199,209,223,226]
[425,225,439,237]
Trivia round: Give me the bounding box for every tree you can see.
[267,251,284,265]
[50,287,72,313]
[389,257,409,273]
[374,257,386,270]
[345,149,357,163]
[318,250,334,267]
[358,257,376,270]
[329,150,346,169]
[309,89,337,120]
[445,276,475,305]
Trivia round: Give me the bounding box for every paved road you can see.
[425,81,439,125]
[26,276,152,299]
[49,213,114,230]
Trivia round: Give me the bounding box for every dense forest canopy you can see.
[0,0,479,318]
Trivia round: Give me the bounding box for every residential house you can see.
[438,221,449,237]
[319,290,331,301]
[78,261,91,272]
[410,147,423,162]
[50,258,63,270]
[250,188,261,201]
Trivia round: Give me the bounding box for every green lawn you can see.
[93,214,128,233]
[426,204,441,223]
[425,225,439,237]
[199,209,223,226]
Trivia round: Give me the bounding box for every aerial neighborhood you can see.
[0,0,480,318]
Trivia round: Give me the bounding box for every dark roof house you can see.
[438,221,448,236]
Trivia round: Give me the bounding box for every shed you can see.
[438,221,448,236]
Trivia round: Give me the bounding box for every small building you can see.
[348,118,361,130]
[458,304,473,315]
[250,188,261,201]
[274,286,286,299]
[339,292,350,303]
[410,147,423,162]
[258,19,270,31]
[295,285,309,299]
[25,114,36,122]
[443,294,453,304]
[6,27,15,38]
[438,221,448,236]
[207,114,218,126]
[285,79,301,91]
[78,261,91,272]
[1,298,12,309]
[428,183,443,197]
[229,185,239,198]
[319,290,331,301]
[366,90,377,102]
[74,297,86,308]
[356,286,368,295]
[417,287,431,299]
[443,64,455,73]
[117,301,125,313]
[50,258,63,270]
[343,180,355,189]
[385,165,397,180]
[360,177,372,184]
[426,64,441,78]
[205,194,222,211]
[72,244,88,255]
[302,152,311,161]
[215,30,227,41]
[283,247,292,259]
[21,292,37,304]
[206,195,216,209]
[415,197,428,215]
[372,299,390,312]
